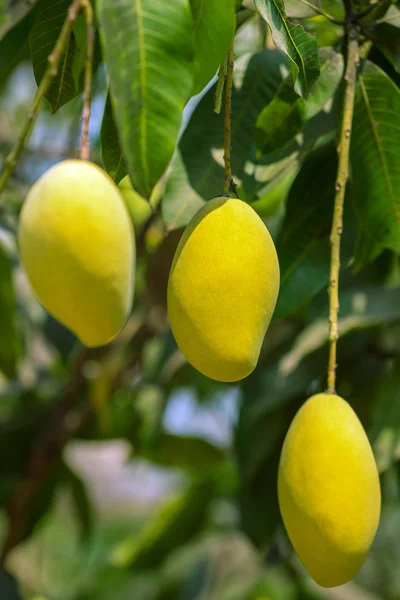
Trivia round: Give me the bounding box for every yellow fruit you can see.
[18,160,135,347]
[167,197,280,382]
[278,393,381,588]
[118,175,152,232]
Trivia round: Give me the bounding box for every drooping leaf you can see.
[190,0,235,94]
[254,0,320,97]
[111,477,215,568]
[100,92,127,184]
[273,144,336,320]
[162,49,288,229]
[64,464,93,541]
[254,47,343,155]
[142,433,225,470]
[351,60,400,254]
[369,24,400,74]
[0,2,38,89]
[97,0,194,198]
[0,243,19,378]
[29,0,101,113]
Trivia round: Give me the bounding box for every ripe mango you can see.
[167,197,280,382]
[278,393,381,588]
[18,160,135,347]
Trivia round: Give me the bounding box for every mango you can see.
[18,160,135,347]
[118,175,152,232]
[278,393,381,588]
[167,197,280,382]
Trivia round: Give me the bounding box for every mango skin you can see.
[278,393,381,588]
[18,160,135,347]
[167,197,280,382]
[118,175,152,232]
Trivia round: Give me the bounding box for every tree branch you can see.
[79,0,95,161]
[296,0,344,25]
[327,31,359,393]
[222,41,237,196]
[0,0,83,200]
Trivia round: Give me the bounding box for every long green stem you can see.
[79,0,95,160]
[327,33,359,393]
[0,0,82,199]
[222,40,237,196]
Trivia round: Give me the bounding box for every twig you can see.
[353,0,385,21]
[0,0,82,200]
[214,56,227,115]
[297,0,344,25]
[327,32,359,393]
[79,0,95,161]
[222,41,237,196]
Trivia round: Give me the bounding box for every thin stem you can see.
[79,0,95,161]
[214,56,227,115]
[222,40,237,196]
[327,32,359,394]
[0,0,82,200]
[297,0,344,25]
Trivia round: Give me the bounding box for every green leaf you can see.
[64,464,93,541]
[110,477,215,568]
[190,0,235,94]
[0,243,19,378]
[351,60,400,253]
[97,0,194,199]
[162,49,287,229]
[254,47,343,155]
[273,144,337,320]
[142,433,225,470]
[254,0,320,97]
[371,24,400,74]
[100,92,127,184]
[0,2,38,89]
[282,286,400,371]
[29,0,101,114]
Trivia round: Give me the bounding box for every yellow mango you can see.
[278,393,381,588]
[18,160,135,347]
[167,197,280,382]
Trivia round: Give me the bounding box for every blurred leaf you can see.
[254,0,319,97]
[372,24,400,74]
[351,60,400,256]
[100,92,127,184]
[0,2,38,89]
[0,571,23,600]
[29,0,101,113]
[142,433,225,470]
[0,243,19,378]
[255,48,343,155]
[111,477,215,569]
[273,144,336,320]
[97,0,194,198]
[282,286,400,372]
[190,0,235,94]
[162,49,287,228]
[63,464,93,541]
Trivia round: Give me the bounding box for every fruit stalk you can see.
[327,32,359,393]
[0,0,82,200]
[79,0,95,161]
[222,41,237,196]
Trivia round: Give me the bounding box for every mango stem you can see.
[222,40,237,197]
[327,32,359,393]
[79,0,95,161]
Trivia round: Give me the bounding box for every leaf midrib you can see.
[135,0,149,192]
